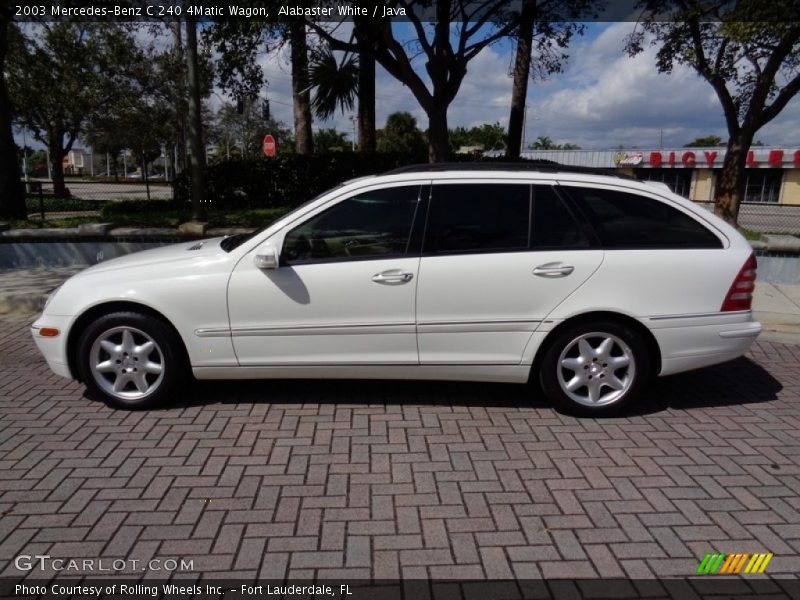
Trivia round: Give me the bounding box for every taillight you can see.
[721,253,757,311]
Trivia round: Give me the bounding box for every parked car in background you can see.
[32,164,760,415]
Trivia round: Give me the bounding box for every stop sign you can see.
[262,134,276,157]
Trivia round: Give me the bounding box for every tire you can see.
[538,320,651,417]
[76,311,188,410]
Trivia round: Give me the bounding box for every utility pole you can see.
[185,16,206,221]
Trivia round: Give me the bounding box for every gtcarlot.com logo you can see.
[15,555,194,573]
[696,552,773,575]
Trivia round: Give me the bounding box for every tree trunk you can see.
[506,0,535,160]
[185,18,206,221]
[289,20,313,155]
[427,105,450,163]
[714,132,753,226]
[357,51,376,153]
[0,8,26,219]
[48,139,68,198]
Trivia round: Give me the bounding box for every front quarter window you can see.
[281,186,421,263]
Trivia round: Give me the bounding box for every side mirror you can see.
[254,243,280,270]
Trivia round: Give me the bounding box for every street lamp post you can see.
[21,128,29,182]
[520,104,528,155]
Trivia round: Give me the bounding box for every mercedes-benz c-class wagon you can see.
[32,164,761,415]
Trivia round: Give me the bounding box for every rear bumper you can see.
[649,312,761,376]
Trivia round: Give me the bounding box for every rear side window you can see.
[425,184,530,254]
[565,187,722,249]
[531,185,588,248]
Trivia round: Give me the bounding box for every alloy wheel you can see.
[556,332,636,407]
[89,326,165,401]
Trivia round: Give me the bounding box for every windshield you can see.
[220,184,350,252]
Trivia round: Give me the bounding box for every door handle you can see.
[372,270,414,285]
[533,262,575,277]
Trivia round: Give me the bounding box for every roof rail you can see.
[384,161,636,180]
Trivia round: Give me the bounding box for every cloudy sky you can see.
[256,21,800,150]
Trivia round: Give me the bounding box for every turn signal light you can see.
[39,327,60,337]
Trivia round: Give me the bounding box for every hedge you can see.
[172,153,432,209]
[25,196,109,213]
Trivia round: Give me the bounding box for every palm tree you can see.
[354,21,376,153]
[531,135,557,150]
[309,29,376,154]
[309,46,358,120]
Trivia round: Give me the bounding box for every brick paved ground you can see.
[1,313,800,581]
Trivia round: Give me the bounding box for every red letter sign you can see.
[649,151,662,167]
[703,151,718,167]
[682,151,696,167]
[768,149,784,166]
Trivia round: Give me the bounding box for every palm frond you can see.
[309,48,359,120]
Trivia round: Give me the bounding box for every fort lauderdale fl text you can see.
[17,583,355,597]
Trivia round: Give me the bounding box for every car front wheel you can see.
[539,321,651,416]
[77,311,188,409]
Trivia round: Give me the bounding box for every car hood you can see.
[73,237,227,276]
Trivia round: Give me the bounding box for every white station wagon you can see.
[32,164,761,415]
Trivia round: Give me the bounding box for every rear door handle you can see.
[533,262,575,277]
[372,269,414,285]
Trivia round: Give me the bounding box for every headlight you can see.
[43,285,62,310]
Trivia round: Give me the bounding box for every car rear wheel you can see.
[539,321,651,416]
[77,311,188,410]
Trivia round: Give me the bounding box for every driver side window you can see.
[281,186,422,264]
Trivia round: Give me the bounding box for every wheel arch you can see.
[530,311,662,382]
[67,301,188,382]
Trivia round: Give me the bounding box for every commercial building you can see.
[512,147,800,205]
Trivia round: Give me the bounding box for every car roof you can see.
[384,161,637,181]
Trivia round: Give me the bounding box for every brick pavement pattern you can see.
[1,313,800,580]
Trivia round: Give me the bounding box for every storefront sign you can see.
[645,148,800,168]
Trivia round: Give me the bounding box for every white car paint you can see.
[32,169,761,397]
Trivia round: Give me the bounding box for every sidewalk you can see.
[1,265,799,343]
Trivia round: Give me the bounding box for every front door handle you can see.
[372,269,414,285]
[533,262,575,278]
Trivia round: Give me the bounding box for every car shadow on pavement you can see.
[179,378,543,410]
[632,356,782,415]
[153,355,782,416]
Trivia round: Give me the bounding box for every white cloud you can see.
[526,22,800,148]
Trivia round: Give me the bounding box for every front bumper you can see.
[31,314,74,379]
